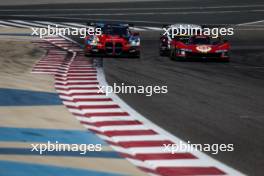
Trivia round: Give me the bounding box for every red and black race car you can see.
[159,24,202,56]
[84,23,140,58]
[169,35,230,61]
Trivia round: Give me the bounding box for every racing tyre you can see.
[220,58,230,62]
[134,54,140,59]
[170,49,176,60]
[85,52,92,57]
[170,49,185,61]
[131,51,140,59]
[159,50,167,57]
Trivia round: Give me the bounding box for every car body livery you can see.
[169,35,230,61]
[84,23,140,58]
[159,23,202,56]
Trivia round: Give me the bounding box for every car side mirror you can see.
[133,32,140,36]
[129,23,134,27]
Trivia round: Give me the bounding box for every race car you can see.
[159,23,202,56]
[169,35,230,62]
[84,23,140,58]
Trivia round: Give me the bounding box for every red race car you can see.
[169,35,230,62]
[159,23,202,56]
[84,23,140,58]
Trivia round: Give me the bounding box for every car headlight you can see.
[180,50,185,55]
[215,49,228,53]
[182,48,192,52]
[177,48,192,52]
[176,48,192,55]
[130,38,140,46]
[88,36,99,46]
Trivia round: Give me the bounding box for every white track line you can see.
[0,20,30,28]
[3,4,264,11]
[1,19,160,31]
[84,124,150,132]
[237,19,264,26]
[111,146,172,154]
[130,27,147,31]
[62,22,89,28]
[0,23,8,27]
[99,134,168,142]
[127,158,222,169]
[35,21,72,28]
[55,84,99,88]
[63,101,116,106]
[70,108,125,114]
[10,20,47,28]
[57,89,99,94]
[55,80,97,83]
[76,116,135,123]
[20,10,254,17]
[143,26,162,31]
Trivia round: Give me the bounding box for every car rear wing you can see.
[86,22,134,28]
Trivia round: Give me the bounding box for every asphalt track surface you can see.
[0,0,264,25]
[0,0,263,175]
[104,30,264,176]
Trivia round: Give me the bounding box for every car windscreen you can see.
[190,36,210,44]
[173,36,190,44]
[102,26,129,36]
[189,36,221,45]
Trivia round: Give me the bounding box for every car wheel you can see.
[170,49,176,60]
[220,58,230,62]
[159,50,166,56]
[85,53,91,57]
[130,52,140,59]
